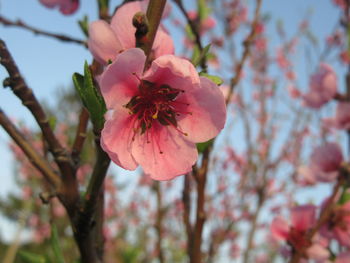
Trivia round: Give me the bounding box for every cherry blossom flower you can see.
[187,11,217,34]
[88,1,174,65]
[321,201,350,247]
[336,252,350,263]
[303,63,337,109]
[100,48,226,180]
[309,142,343,182]
[39,0,79,15]
[332,102,350,130]
[271,205,329,261]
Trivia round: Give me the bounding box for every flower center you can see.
[124,79,190,136]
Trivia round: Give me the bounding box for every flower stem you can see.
[143,0,167,69]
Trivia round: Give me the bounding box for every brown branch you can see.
[191,146,212,263]
[0,108,60,187]
[182,173,193,257]
[71,108,89,165]
[226,0,263,105]
[143,0,167,68]
[173,0,207,70]
[0,39,78,207]
[0,16,87,46]
[154,182,165,263]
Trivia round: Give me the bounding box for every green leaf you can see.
[50,224,65,263]
[48,116,57,130]
[78,15,89,37]
[198,0,210,20]
[339,186,350,204]
[199,72,223,86]
[196,139,214,153]
[18,251,47,263]
[192,44,211,67]
[98,0,109,9]
[73,62,106,131]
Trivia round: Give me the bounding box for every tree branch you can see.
[0,16,86,46]
[0,108,60,187]
[71,108,89,165]
[173,0,207,70]
[226,0,263,105]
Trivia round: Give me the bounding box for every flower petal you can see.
[177,77,226,142]
[131,123,198,180]
[101,106,138,170]
[270,216,289,241]
[110,1,144,49]
[143,54,200,91]
[100,48,146,108]
[152,28,175,57]
[88,20,123,65]
[291,205,316,231]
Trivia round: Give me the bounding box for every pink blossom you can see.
[88,1,174,65]
[336,252,350,263]
[287,85,301,98]
[321,201,350,247]
[296,165,317,186]
[326,102,350,130]
[187,11,216,34]
[333,0,346,9]
[39,0,78,15]
[310,142,343,177]
[303,63,337,108]
[271,205,328,260]
[100,48,226,180]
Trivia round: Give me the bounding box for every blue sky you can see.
[0,0,343,243]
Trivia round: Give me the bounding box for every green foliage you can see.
[73,62,106,131]
[50,224,65,263]
[199,72,223,86]
[78,16,89,37]
[191,44,211,67]
[198,0,211,20]
[196,139,214,153]
[17,251,49,263]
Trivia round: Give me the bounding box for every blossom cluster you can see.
[86,1,226,180]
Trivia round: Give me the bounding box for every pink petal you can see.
[152,29,175,57]
[110,1,144,49]
[334,227,350,247]
[310,142,343,173]
[101,107,138,170]
[39,0,57,8]
[291,205,316,231]
[100,48,145,108]
[59,0,78,14]
[177,77,226,142]
[88,20,123,65]
[336,252,350,263]
[143,55,200,91]
[131,122,198,180]
[270,216,289,241]
[307,243,330,260]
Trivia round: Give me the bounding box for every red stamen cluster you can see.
[124,79,190,140]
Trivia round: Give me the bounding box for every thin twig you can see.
[191,146,212,263]
[226,0,263,105]
[0,39,78,207]
[173,0,207,70]
[0,108,60,187]
[144,0,167,68]
[154,182,165,263]
[182,173,193,257]
[0,16,86,46]
[71,108,89,165]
